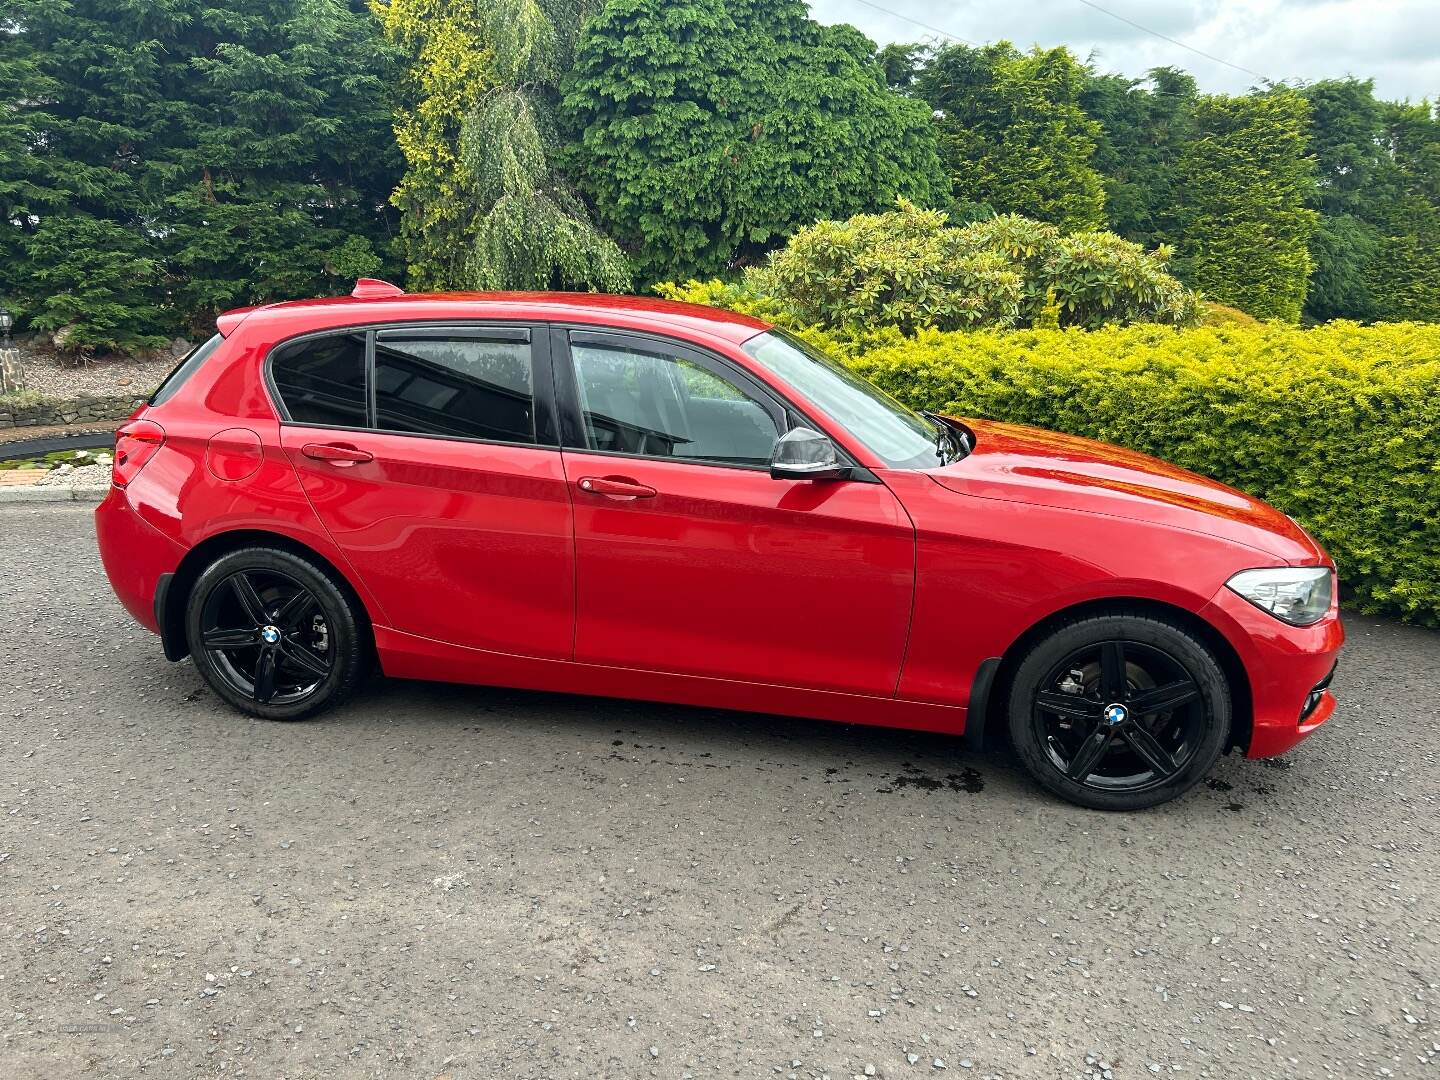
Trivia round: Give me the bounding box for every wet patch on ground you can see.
[876,764,985,795]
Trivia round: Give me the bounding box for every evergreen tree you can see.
[563,0,947,283]
[373,0,499,291]
[0,0,401,351]
[1082,66,1197,248]
[876,42,924,91]
[1174,93,1318,322]
[1306,212,1383,321]
[377,0,628,291]
[915,43,1106,231]
[1366,100,1440,323]
[1299,80,1440,322]
[1301,78,1387,321]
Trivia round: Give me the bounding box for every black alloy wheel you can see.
[1008,612,1231,810]
[185,547,368,720]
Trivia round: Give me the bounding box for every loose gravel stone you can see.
[33,461,109,489]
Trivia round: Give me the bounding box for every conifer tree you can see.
[0,0,401,350]
[1174,93,1318,322]
[916,43,1106,231]
[376,0,629,291]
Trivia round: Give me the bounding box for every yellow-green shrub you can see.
[660,200,1198,334]
[817,321,1439,624]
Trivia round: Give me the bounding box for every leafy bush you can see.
[747,202,1024,332]
[802,321,1437,624]
[1195,301,1260,327]
[661,201,1198,334]
[956,213,1199,328]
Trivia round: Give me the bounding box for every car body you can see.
[96,285,1343,809]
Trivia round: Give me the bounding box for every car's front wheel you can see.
[185,547,369,720]
[1007,611,1232,810]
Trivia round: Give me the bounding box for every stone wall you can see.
[0,392,149,430]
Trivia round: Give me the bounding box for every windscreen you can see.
[741,330,947,469]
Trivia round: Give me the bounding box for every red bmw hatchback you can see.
[96,283,1342,810]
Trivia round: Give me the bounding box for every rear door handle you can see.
[301,442,374,466]
[577,475,657,500]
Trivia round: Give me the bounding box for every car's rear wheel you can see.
[185,547,368,720]
[1007,611,1231,810]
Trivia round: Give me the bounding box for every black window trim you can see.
[376,326,531,343]
[550,324,876,480]
[263,321,560,451]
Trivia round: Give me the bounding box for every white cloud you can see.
[812,0,1440,102]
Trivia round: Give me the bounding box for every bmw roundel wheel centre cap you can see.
[260,625,281,645]
[1105,703,1128,726]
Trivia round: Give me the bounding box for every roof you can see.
[216,290,773,346]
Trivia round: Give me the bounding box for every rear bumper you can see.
[95,485,187,635]
[1199,585,1344,759]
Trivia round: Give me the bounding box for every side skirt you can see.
[373,625,970,737]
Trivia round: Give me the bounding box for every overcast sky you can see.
[811,0,1440,103]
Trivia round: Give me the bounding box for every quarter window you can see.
[151,333,223,406]
[570,340,781,467]
[271,333,368,427]
[374,337,534,443]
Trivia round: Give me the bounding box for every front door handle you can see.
[577,475,657,500]
[301,442,374,466]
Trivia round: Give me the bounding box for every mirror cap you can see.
[770,427,848,481]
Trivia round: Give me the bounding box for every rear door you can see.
[554,328,915,697]
[272,324,574,659]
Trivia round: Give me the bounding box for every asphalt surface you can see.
[2,503,1437,1080]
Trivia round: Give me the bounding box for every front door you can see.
[555,329,915,697]
[273,324,574,659]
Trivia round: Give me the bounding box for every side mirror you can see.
[769,426,849,481]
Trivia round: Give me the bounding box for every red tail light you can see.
[112,419,166,488]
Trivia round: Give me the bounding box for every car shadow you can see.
[352,672,1031,803]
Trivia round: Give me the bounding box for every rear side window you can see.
[150,333,223,406]
[271,333,368,427]
[374,336,535,443]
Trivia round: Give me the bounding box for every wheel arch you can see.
[158,529,374,663]
[982,596,1254,755]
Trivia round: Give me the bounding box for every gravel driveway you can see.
[2,504,1437,1080]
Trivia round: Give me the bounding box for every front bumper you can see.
[1199,584,1344,759]
[95,485,187,635]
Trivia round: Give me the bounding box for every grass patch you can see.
[0,447,111,471]
[0,389,48,410]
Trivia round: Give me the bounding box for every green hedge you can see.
[806,321,1440,625]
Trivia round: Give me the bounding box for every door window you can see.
[271,333,368,427]
[374,336,535,443]
[570,340,781,467]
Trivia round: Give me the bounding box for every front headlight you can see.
[1226,567,1334,626]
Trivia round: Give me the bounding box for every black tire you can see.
[1006,611,1231,811]
[185,546,369,721]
